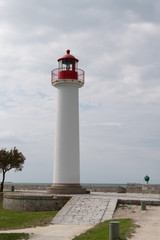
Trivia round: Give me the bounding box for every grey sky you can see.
[0,0,160,184]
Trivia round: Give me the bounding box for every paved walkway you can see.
[51,194,117,225]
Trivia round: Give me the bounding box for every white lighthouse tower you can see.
[48,50,86,194]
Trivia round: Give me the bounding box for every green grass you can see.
[73,218,138,240]
[0,202,58,230]
[0,233,29,240]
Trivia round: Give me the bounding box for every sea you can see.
[5,182,143,188]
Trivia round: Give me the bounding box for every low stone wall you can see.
[83,185,126,193]
[126,184,142,193]
[126,184,160,194]
[4,184,51,191]
[4,184,126,193]
[3,193,71,211]
[5,183,160,194]
[142,185,160,194]
[118,199,160,206]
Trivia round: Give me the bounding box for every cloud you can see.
[81,122,122,127]
[0,130,15,139]
[0,0,160,184]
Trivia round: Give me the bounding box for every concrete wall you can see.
[83,185,126,193]
[4,184,51,191]
[4,183,160,194]
[142,185,160,194]
[118,199,160,206]
[126,184,142,193]
[4,184,126,193]
[3,193,71,211]
[126,184,160,194]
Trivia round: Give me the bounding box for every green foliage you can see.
[0,147,26,192]
[0,147,25,172]
[0,202,57,230]
[73,218,138,240]
[0,233,29,240]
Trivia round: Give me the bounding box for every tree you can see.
[0,147,26,192]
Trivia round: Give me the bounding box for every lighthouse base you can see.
[47,184,86,194]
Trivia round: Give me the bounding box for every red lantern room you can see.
[58,49,78,80]
[51,50,85,86]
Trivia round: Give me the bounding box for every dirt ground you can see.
[113,204,160,239]
[0,224,94,240]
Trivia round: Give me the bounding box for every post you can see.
[11,186,14,192]
[141,201,146,210]
[109,221,120,240]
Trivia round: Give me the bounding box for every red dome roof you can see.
[58,49,79,62]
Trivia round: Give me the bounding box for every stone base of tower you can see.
[47,183,87,194]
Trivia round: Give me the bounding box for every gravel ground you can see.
[113,204,160,240]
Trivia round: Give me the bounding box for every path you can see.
[0,224,93,240]
[51,194,117,225]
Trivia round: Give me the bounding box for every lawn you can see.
[0,202,57,230]
[0,233,29,240]
[0,202,58,240]
[73,218,138,240]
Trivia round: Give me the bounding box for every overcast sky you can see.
[0,0,160,184]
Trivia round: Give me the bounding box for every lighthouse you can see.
[48,50,86,194]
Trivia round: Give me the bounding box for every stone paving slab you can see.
[51,192,160,226]
[51,194,118,225]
